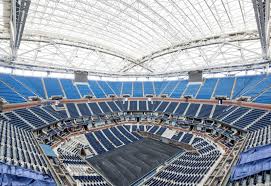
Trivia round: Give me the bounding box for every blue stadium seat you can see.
[254,86,271,104]
[153,81,168,96]
[212,105,228,118]
[109,127,131,145]
[139,101,147,111]
[243,76,271,100]
[98,102,112,113]
[155,127,166,135]
[14,75,46,98]
[76,84,92,98]
[183,83,201,98]
[185,103,200,117]
[221,107,249,124]
[116,126,138,142]
[197,104,213,118]
[43,78,64,98]
[129,101,138,111]
[164,102,178,113]
[156,101,169,112]
[233,75,263,99]
[248,112,271,131]
[77,103,92,116]
[161,81,178,96]
[122,82,132,96]
[171,132,183,141]
[233,109,266,129]
[29,107,57,124]
[196,78,217,99]
[213,77,235,98]
[174,103,189,115]
[0,121,53,179]
[107,81,122,96]
[102,128,123,147]
[66,103,80,118]
[148,125,159,133]
[60,79,80,99]
[85,132,107,154]
[4,112,32,130]
[171,80,188,98]
[98,81,115,96]
[14,109,48,129]
[89,80,106,98]
[107,101,121,112]
[0,74,35,99]
[143,82,154,96]
[180,133,193,143]
[0,81,26,103]
[94,131,115,151]
[133,82,143,97]
[42,105,64,120]
[88,103,103,115]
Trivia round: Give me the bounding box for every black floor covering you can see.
[87,138,183,186]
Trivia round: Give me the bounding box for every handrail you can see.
[3,97,271,112]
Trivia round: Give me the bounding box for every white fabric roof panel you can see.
[0,0,266,76]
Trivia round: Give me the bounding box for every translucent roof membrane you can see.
[0,0,265,77]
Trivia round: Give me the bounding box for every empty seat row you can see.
[0,121,51,175]
[0,73,270,104]
[145,136,221,186]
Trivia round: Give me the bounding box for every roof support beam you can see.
[10,0,31,61]
[128,31,260,69]
[252,0,270,59]
[0,57,269,78]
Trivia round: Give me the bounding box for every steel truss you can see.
[0,0,269,77]
[252,0,270,59]
[10,0,30,60]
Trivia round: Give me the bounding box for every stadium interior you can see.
[1,0,271,186]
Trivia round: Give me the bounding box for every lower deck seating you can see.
[180,133,193,143]
[4,112,32,131]
[57,152,109,186]
[29,106,57,124]
[94,131,115,151]
[42,106,64,120]
[247,112,271,131]
[222,107,249,124]
[197,104,213,118]
[73,176,109,186]
[116,125,139,142]
[171,132,184,141]
[244,125,271,150]
[155,127,166,135]
[85,133,107,154]
[110,127,131,144]
[228,171,271,186]
[0,121,52,176]
[66,103,80,118]
[14,108,48,129]
[85,125,142,155]
[227,125,271,186]
[148,125,159,133]
[102,128,123,147]
[186,103,200,117]
[145,137,221,186]
[88,103,104,115]
[58,124,222,186]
